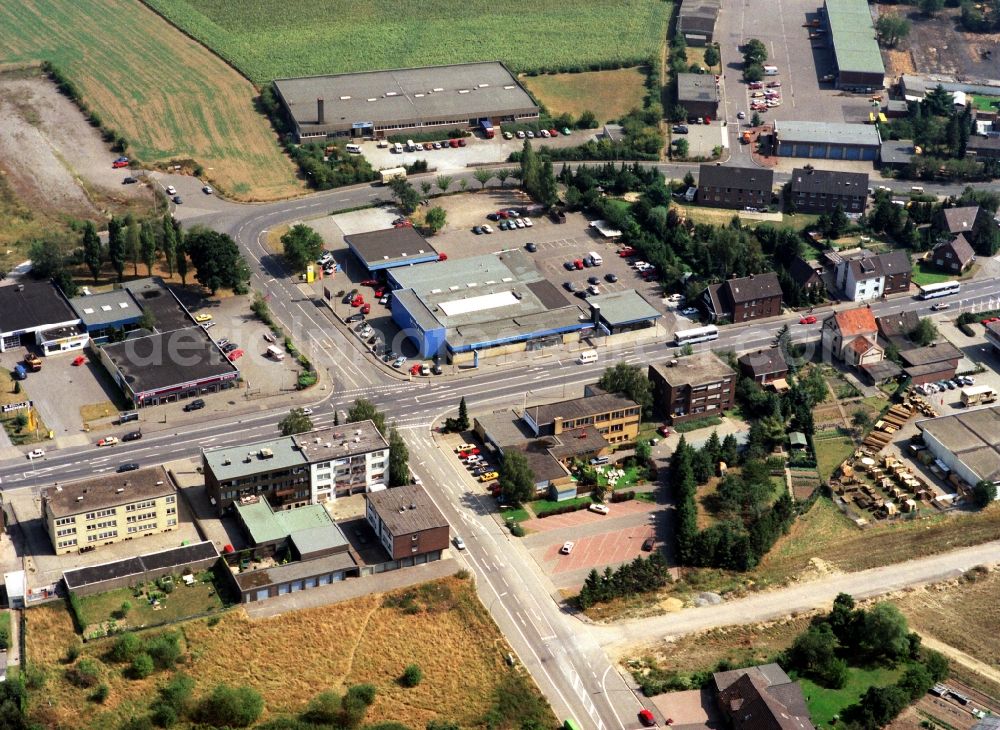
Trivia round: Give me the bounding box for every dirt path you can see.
[595,538,1000,654]
[918,634,1000,687]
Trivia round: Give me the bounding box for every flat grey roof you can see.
[345,227,438,269]
[0,281,78,335]
[899,343,962,367]
[825,0,886,76]
[204,437,308,482]
[101,326,240,398]
[919,406,1000,481]
[274,61,538,135]
[233,550,358,592]
[389,250,590,349]
[650,351,735,387]
[901,74,1000,98]
[63,541,217,592]
[367,485,448,537]
[70,289,144,328]
[122,278,193,333]
[291,523,350,558]
[590,290,662,326]
[775,121,881,147]
[881,140,916,165]
[526,392,639,428]
[677,73,720,104]
[475,409,534,447]
[44,466,174,519]
[512,442,572,484]
[292,420,389,460]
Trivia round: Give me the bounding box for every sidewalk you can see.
[243,557,462,620]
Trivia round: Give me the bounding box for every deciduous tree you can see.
[81,221,102,283]
[499,449,535,506]
[278,408,313,436]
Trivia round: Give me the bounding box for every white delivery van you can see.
[393,142,404,154]
[406,139,416,152]
[266,345,285,361]
[763,65,778,76]
[578,349,598,364]
[345,143,361,154]
[588,251,603,266]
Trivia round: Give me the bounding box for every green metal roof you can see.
[826,0,885,75]
[235,499,333,546]
[589,290,662,326]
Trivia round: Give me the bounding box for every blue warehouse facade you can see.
[774,121,880,161]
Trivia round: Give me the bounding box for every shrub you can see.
[67,658,101,688]
[510,523,525,537]
[91,683,110,703]
[610,491,636,503]
[67,592,87,633]
[65,643,81,663]
[400,663,423,687]
[146,632,182,669]
[110,632,143,663]
[130,653,154,680]
[198,683,265,728]
[151,703,177,728]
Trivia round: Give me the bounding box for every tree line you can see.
[577,553,670,608]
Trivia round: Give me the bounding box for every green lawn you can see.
[675,416,723,434]
[501,506,531,523]
[76,572,224,635]
[143,0,673,84]
[0,611,10,649]
[597,464,642,489]
[798,665,902,726]
[971,94,1000,111]
[912,261,954,286]
[813,435,855,481]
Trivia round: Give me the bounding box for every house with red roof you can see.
[821,306,885,369]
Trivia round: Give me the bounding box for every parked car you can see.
[525,242,537,252]
[222,342,239,353]
[605,273,618,283]
[227,349,244,361]
[472,226,483,234]
[117,463,140,473]
[478,471,499,482]
[560,541,575,554]
[455,443,476,452]
[564,281,578,292]
[202,185,213,194]
[639,709,657,727]
[27,448,45,460]
[672,124,689,134]
[172,195,182,204]
[194,313,213,323]
[588,503,610,515]
[680,307,699,316]
[112,159,129,168]
[97,436,119,447]
[522,217,533,227]
[183,398,206,412]
[453,536,466,550]
[481,224,493,234]
[392,356,406,368]
[165,185,177,195]
[641,537,655,551]
[361,303,371,315]
[799,315,817,325]
[122,431,143,442]
[122,176,138,185]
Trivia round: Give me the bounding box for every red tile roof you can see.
[833,307,877,337]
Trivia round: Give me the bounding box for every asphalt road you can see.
[4,167,1000,729]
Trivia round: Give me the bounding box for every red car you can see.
[574,259,584,270]
[374,288,385,298]
[982,317,999,325]
[361,303,371,315]
[549,129,559,137]
[449,138,460,148]
[657,425,671,437]
[351,295,364,307]
[639,709,657,727]
[361,279,378,287]
[112,160,129,169]
[619,247,636,257]
[410,364,422,375]
[227,349,244,361]
[457,138,466,146]
[438,253,448,261]
[799,315,817,325]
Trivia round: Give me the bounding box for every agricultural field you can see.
[143,0,673,84]
[25,575,554,730]
[0,0,299,201]
[522,68,649,124]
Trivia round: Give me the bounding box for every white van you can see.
[393,142,404,154]
[345,143,361,154]
[266,345,285,361]
[763,65,778,76]
[588,251,603,266]
[578,349,598,364]
[406,139,416,152]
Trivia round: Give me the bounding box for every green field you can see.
[0,0,300,200]
[798,666,902,726]
[912,260,954,286]
[142,0,672,83]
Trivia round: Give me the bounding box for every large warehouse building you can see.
[388,250,592,363]
[917,407,1000,497]
[774,121,880,160]
[273,62,540,141]
[824,0,886,91]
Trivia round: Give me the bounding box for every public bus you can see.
[673,324,720,346]
[917,281,961,299]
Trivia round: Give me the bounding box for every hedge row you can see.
[536,502,591,518]
[41,62,129,154]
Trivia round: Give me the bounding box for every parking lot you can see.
[715,0,878,128]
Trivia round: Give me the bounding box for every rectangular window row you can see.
[126,500,156,512]
[88,530,117,542]
[85,508,116,521]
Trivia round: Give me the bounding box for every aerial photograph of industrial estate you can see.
[2,0,1000,728]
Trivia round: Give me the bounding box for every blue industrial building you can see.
[388,251,593,363]
[69,289,145,343]
[345,227,439,273]
[774,121,880,160]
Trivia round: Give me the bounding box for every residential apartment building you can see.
[42,466,178,555]
[789,167,869,214]
[365,485,449,565]
[292,422,389,502]
[521,391,641,445]
[697,164,774,210]
[833,250,911,301]
[649,352,736,424]
[703,272,783,323]
[203,420,388,514]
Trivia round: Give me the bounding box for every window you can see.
[88,529,117,542]
[55,517,75,526]
[125,500,155,512]
[165,495,176,504]
[167,518,177,526]
[126,512,156,523]
[56,527,76,537]
[87,519,117,531]
[85,509,116,520]
[57,539,77,549]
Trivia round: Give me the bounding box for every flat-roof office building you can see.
[273,62,539,141]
